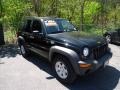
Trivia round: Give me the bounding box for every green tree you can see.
[2,0,32,30]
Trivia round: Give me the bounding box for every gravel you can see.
[0,44,120,90]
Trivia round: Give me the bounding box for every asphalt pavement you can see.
[0,44,120,90]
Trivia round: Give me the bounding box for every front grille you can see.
[92,44,108,60]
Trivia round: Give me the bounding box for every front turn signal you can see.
[80,64,92,69]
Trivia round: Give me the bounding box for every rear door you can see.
[118,29,120,42]
[111,30,119,42]
[114,29,120,42]
[21,19,32,46]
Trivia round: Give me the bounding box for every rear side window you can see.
[24,20,32,33]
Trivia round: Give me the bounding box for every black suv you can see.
[104,28,120,43]
[17,16,112,84]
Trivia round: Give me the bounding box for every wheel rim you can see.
[20,45,25,55]
[106,35,111,43]
[55,61,68,79]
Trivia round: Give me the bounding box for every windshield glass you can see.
[44,19,77,34]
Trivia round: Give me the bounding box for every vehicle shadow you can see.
[111,42,120,46]
[26,54,120,90]
[0,44,20,58]
[67,67,120,90]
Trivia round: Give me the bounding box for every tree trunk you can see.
[0,0,5,45]
[113,2,117,27]
[80,5,84,31]
[49,0,58,16]
[80,0,85,31]
[0,22,5,45]
[101,0,105,35]
[33,0,41,16]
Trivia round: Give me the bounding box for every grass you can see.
[4,30,17,44]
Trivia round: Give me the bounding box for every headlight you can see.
[83,47,89,57]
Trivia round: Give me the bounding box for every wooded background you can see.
[0,0,120,44]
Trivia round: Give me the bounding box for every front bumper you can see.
[77,52,112,75]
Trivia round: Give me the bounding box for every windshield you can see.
[44,19,77,34]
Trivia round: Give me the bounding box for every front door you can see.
[30,20,49,59]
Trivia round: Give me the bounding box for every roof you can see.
[24,16,64,21]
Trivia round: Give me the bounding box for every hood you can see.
[47,31,107,48]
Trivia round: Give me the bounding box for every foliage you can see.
[2,0,32,30]
[4,29,16,44]
[0,0,120,43]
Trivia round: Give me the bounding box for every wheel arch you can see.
[17,36,25,45]
[49,46,80,75]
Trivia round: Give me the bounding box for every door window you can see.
[31,20,42,33]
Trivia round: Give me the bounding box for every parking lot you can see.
[0,44,120,90]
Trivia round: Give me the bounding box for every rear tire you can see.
[19,44,29,57]
[52,55,77,84]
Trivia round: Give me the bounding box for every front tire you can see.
[53,55,77,84]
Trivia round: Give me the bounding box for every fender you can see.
[17,36,25,45]
[49,46,80,75]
